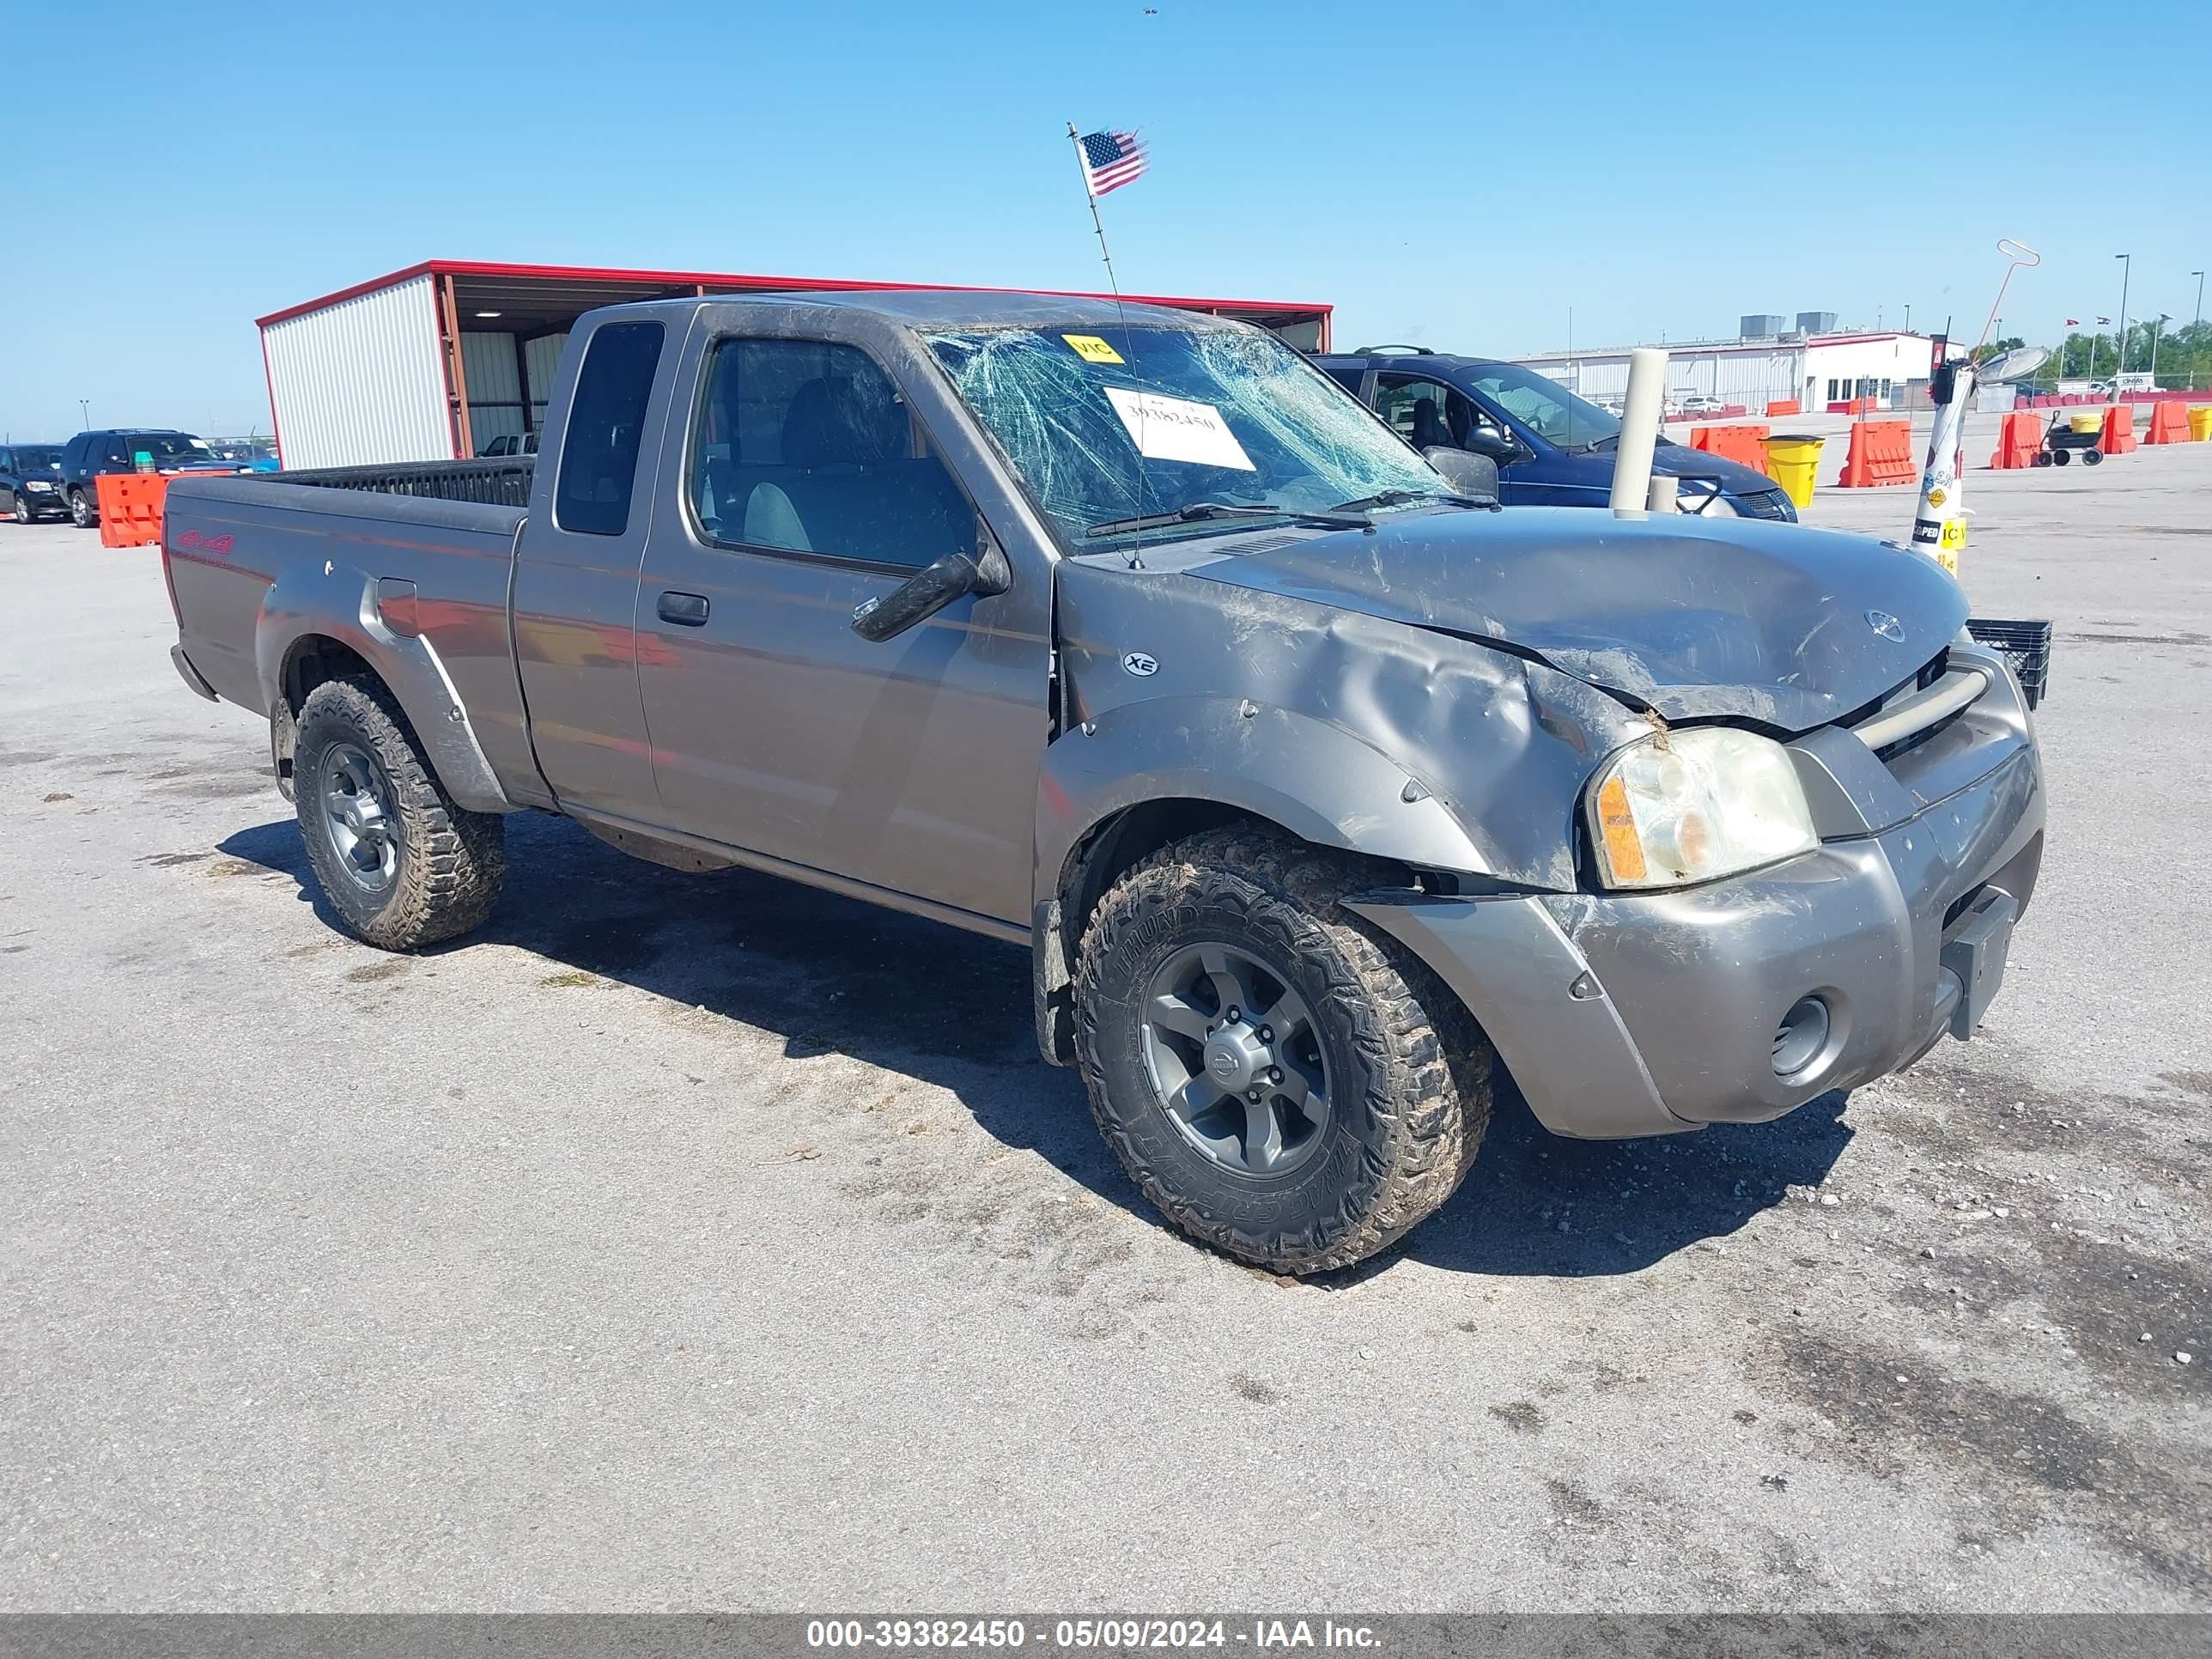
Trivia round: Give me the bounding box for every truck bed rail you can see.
[275,459,534,508]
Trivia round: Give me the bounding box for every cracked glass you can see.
[925,325,1443,550]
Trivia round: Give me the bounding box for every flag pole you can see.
[1068,123,1129,309]
[1066,122,1147,562]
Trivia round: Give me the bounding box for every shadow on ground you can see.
[222,811,1851,1279]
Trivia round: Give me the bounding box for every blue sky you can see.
[4,0,2205,438]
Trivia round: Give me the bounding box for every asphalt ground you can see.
[3,437,2208,1613]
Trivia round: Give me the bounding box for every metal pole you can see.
[2193,272,2205,391]
[2113,252,2130,395]
[77,399,88,429]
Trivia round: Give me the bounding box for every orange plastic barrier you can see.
[1988,410,2043,470]
[2100,404,2137,455]
[1834,419,1917,487]
[1688,422,1772,475]
[1765,399,1802,417]
[2143,401,2191,445]
[93,472,179,548]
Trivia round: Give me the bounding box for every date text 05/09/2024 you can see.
[805,1620,1382,1650]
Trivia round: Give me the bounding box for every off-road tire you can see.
[69,489,95,528]
[294,675,504,950]
[1073,826,1492,1274]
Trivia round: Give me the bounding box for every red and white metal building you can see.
[256,258,1335,471]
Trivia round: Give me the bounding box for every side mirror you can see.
[1421,447,1500,504]
[851,541,1012,642]
[1463,426,1521,463]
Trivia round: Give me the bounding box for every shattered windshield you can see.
[924,325,1443,548]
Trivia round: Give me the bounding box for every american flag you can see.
[2065,317,2079,326]
[1078,130,1148,198]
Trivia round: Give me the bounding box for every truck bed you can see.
[164,465,535,801]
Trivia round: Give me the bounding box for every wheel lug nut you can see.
[1246,1088,1262,1103]
[1258,1027,1273,1042]
[1269,1066,1283,1084]
[1225,1006,1242,1024]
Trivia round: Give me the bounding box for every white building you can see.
[1516,330,1937,413]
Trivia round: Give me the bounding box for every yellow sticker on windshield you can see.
[1062,334,1126,366]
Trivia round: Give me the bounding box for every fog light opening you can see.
[1771,996,1832,1078]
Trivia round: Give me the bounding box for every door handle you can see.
[658,591,709,626]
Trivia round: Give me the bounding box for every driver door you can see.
[633,328,1048,930]
[1370,373,1547,503]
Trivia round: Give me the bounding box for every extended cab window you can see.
[690,338,970,569]
[555,321,665,536]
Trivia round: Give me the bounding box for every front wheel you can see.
[293,676,505,950]
[2083,447,2106,466]
[1073,827,1492,1274]
[68,488,95,527]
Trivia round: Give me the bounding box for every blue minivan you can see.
[1312,345,1795,520]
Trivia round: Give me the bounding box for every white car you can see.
[1678,395,1728,416]
[477,432,540,459]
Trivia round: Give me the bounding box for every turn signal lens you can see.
[1595,774,1648,884]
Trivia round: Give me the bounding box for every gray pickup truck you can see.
[164,289,2045,1273]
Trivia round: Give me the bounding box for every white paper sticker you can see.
[1103,387,1255,471]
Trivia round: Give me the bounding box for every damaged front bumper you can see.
[1353,663,2046,1139]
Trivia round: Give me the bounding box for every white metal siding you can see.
[526,331,568,430]
[261,274,450,469]
[460,331,526,447]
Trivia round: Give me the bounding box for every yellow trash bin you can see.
[1762,434,1825,509]
[2191,406,2212,442]
[2069,411,2104,435]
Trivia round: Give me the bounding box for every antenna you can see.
[1066,123,1154,568]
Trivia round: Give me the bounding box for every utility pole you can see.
[2150,314,2172,385]
[77,399,89,429]
[2193,271,2205,390]
[2113,252,2131,394]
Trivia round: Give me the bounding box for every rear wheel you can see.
[2051,447,2071,466]
[68,488,95,527]
[2084,447,2105,466]
[1073,826,1492,1274]
[293,676,504,950]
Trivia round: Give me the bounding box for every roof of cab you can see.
[607,288,1248,333]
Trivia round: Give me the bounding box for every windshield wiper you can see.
[1328,488,1494,513]
[1082,501,1371,538]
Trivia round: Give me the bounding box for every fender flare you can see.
[1034,695,1498,914]
[253,558,514,814]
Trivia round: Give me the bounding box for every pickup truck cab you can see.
[1313,346,1795,520]
[164,291,2044,1273]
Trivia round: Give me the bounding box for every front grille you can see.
[1736,488,1795,521]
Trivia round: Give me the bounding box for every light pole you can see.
[77,399,89,429]
[2193,271,2205,390]
[2113,252,2131,395]
[2150,313,2172,386]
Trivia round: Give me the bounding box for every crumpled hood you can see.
[1186,507,1967,730]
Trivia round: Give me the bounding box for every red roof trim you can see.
[256,258,1332,330]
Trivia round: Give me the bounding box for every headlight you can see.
[1674,483,1739,516]
[1587,726,1816,889]
[25,480,55,492]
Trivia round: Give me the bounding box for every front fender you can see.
[254,559,514,814]
[1034,695,1494,913]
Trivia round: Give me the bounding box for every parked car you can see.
[58,428,234,527]
[1678,394,1728,416]
[164,291,2041,1274]
[477,432,539,458]
[0,443,69,523]
[1314,347,1796,520]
